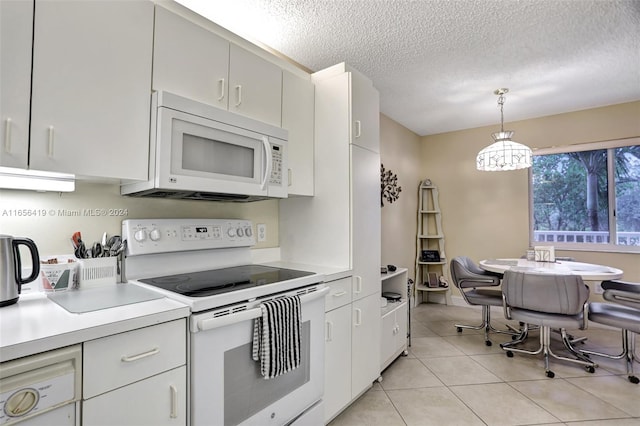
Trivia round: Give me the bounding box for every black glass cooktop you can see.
[139,265,314,298]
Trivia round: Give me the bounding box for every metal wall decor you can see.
[380,164,402,206]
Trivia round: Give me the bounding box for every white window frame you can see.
[529,137,640,254]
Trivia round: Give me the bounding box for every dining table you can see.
[479,258,623,281]
[478,258,624,296]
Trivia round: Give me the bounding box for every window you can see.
[530,140,640,252]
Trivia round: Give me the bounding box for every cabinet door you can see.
[351,145,381,300]
[351,293,380,399]
[153,5,230,109]
[29,0,153,180]
[282,70,314,196]
[324,304,352,423]
[0,0,32,168]
[380,310,397,369]
[396,302,408,353]
[229,44,282,127]
[83,366,186,426]
[350,71,380,153]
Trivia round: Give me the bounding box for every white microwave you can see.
[121,91,288,201]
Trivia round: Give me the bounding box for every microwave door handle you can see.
[261,136,272,190]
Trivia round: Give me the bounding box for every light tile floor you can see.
[329,303,640,426]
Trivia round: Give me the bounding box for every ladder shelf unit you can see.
[415,182,451,305]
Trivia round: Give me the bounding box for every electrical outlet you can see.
[257,223,267,242]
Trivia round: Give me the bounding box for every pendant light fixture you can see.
[476,88,532,171]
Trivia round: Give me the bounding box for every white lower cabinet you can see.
[380,268,409,371]
[351,293,381,398]
[380,301,408,371]
[82,366,186,426]
[324,303,352,422]
[324,279,380,423]
[82,319,187,426]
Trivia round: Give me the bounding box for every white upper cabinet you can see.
[282,71,314,196]
[0,0,33,169]
[153,5,230,110]
[350,70,380,153]
[153,6,282,128]
[29,0,153,180]
[228,44,282,127]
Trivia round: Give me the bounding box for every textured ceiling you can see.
[176,0,640,136]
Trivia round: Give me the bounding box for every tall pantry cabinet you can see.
[279,63,381,423]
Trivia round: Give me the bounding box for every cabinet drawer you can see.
[325,277,352,312]
[83,319,186,399]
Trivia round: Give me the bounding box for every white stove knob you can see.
[149,228,161,241]
[134,229,147,242]
[237,227,244,237]
[227,227,236,238]
[245,226,253,237]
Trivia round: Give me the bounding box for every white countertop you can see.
[1,261,350,363]
[261,260,352,282]
[0,286,190,362]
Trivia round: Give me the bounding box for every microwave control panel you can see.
[269,145,283,185]
[123,219,255,255]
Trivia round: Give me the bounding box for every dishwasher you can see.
[0,345,81,426]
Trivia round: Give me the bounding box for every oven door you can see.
[189,286,328,426]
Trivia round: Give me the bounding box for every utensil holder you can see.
[78,257,117,288]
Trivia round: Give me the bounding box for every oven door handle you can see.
[195,286,329,332]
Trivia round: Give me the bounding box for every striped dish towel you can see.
[252,295,302,379]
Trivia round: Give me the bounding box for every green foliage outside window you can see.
[531,145,640,247]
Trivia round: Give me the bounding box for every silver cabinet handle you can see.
[170,384,178,418]
[120,347,159,362]
[354,120,362,138]
[47,126,54,157]
[234,85,242,106]
[217,78,225,101]
[4,118,12,153]
[354,276,363,294]
[326,320,333,342]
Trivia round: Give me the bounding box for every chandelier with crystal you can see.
[476,88,532,171]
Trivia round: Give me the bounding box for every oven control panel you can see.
[123,219,255,255]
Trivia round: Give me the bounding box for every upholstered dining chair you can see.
[450,256,517,346]
[500,269,597,378]
[581,279,640,384]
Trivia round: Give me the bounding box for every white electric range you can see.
[122,218,327,426]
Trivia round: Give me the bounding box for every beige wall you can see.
[420,101,640,283]
[379,114,422,284]
[0,182,279,258]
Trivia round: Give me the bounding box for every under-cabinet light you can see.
[0,167,75,192]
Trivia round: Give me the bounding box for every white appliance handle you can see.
[261,136,273,190]
[196,286,329,332]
